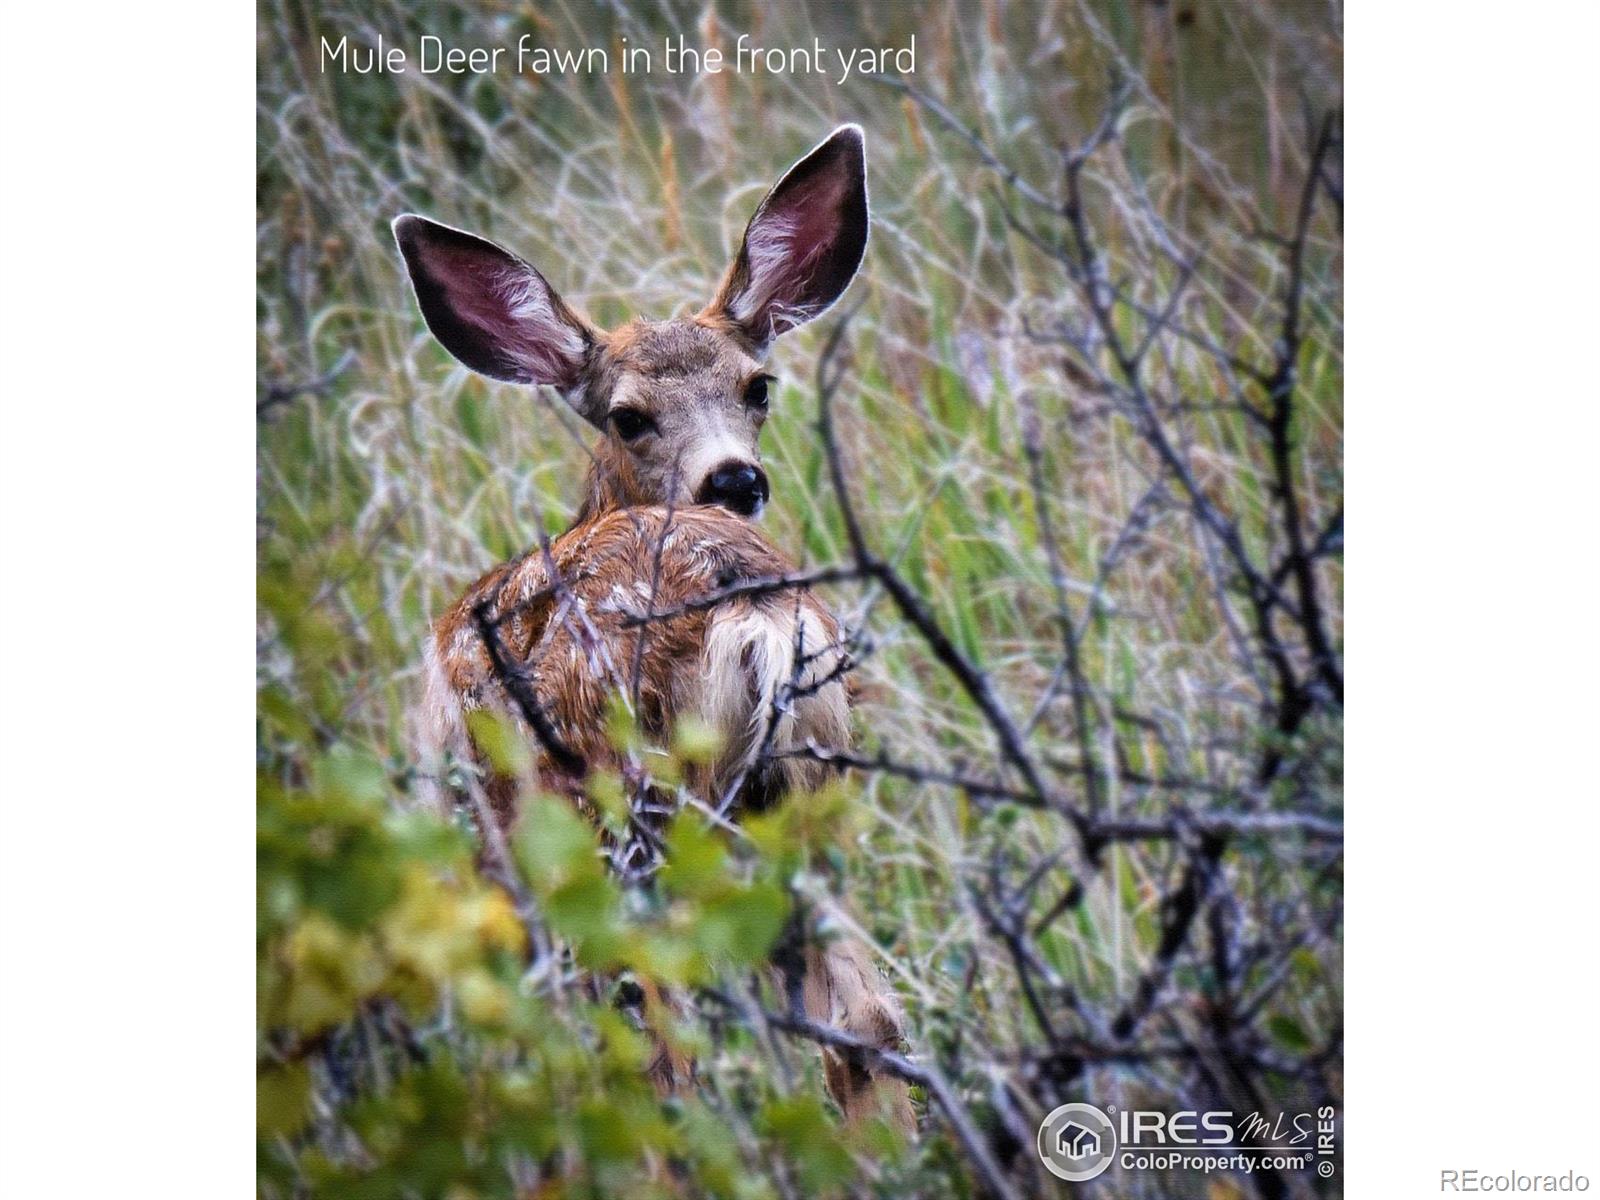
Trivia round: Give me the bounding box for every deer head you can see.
[394,125,869,521]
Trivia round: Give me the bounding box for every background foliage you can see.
[258,1,1342,1196]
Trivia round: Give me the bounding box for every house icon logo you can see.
[1038,1102,1116,1181]
[1058,1119,1101,1159]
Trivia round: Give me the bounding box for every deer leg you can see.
[795,939,916,1135]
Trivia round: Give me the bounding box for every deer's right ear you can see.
[393,215,604,419]
[703,125,869,351]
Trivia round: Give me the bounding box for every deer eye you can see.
[609,408,655,442]
[743,375,772,411]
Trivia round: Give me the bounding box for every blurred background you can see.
[258,1,1342,1196]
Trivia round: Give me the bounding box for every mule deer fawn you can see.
[396,126,913,1132]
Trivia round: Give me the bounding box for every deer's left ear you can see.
[704,125,868,351]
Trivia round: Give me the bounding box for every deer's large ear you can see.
[704,125,868,351]
[393,215,604,420]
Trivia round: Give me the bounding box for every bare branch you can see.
[471,587,586,777]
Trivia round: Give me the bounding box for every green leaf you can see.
[312,747,388,808]
[658,814,727,901]
[761,1095,853,1191]
[257,1062,312,1137]
[1266,1014,1312,1052]
[465,709,531,777]
[515,796,602,892]
[546,874,624,965]
[697,882,788,967]
[671,716,722,766]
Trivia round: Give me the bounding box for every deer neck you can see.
[571,440,650,529]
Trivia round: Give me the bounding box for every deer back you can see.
[424,506,850,833]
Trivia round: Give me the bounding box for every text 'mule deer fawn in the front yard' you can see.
[394,126,914,1133]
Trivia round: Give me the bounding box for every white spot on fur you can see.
[692,602,849,797]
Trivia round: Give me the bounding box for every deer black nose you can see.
[697,461,769,516]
